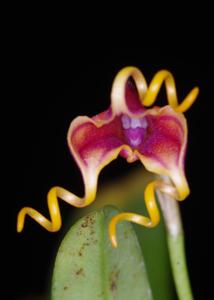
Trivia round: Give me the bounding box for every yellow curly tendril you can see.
[17,67,199,246]
[113,66,199,112]
[17,186,96,232]
[109,180,180,247]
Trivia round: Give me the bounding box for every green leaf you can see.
[51,206,153,300]
[71,168,176,299]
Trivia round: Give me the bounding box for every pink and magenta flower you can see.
[68,68,192,205]
[17,67,199,246]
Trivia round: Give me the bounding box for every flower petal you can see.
[125,80,145,114]
[137,106,189,200]
[67,115,132,206]
[111,66,147,116]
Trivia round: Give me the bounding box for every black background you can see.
[6,45,211,299]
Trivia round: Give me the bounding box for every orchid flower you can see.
[17,67,199,248]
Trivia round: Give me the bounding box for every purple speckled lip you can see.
[67,78,188,197]
[121,114,148,147]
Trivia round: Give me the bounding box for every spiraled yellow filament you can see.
[109,180,179,248]
[113,67,199,113]
[17,186,96,233]
[142,70,199,113]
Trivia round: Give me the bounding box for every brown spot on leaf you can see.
[81,215,95,228]
[81,223,88,228]
[76,268,84,276]
[111,281,117,291]
[78,241,91,256]
[110,268,120,292]
[83,242,90,247]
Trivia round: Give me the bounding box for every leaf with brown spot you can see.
[51,206,153,300]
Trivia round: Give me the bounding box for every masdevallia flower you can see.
[17,67,199,247]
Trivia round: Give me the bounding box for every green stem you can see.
[167,234,193,300]
[157,184,194,300]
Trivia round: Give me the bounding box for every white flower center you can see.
[121,114,148,130]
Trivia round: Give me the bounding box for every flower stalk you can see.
[157,177,193,300]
